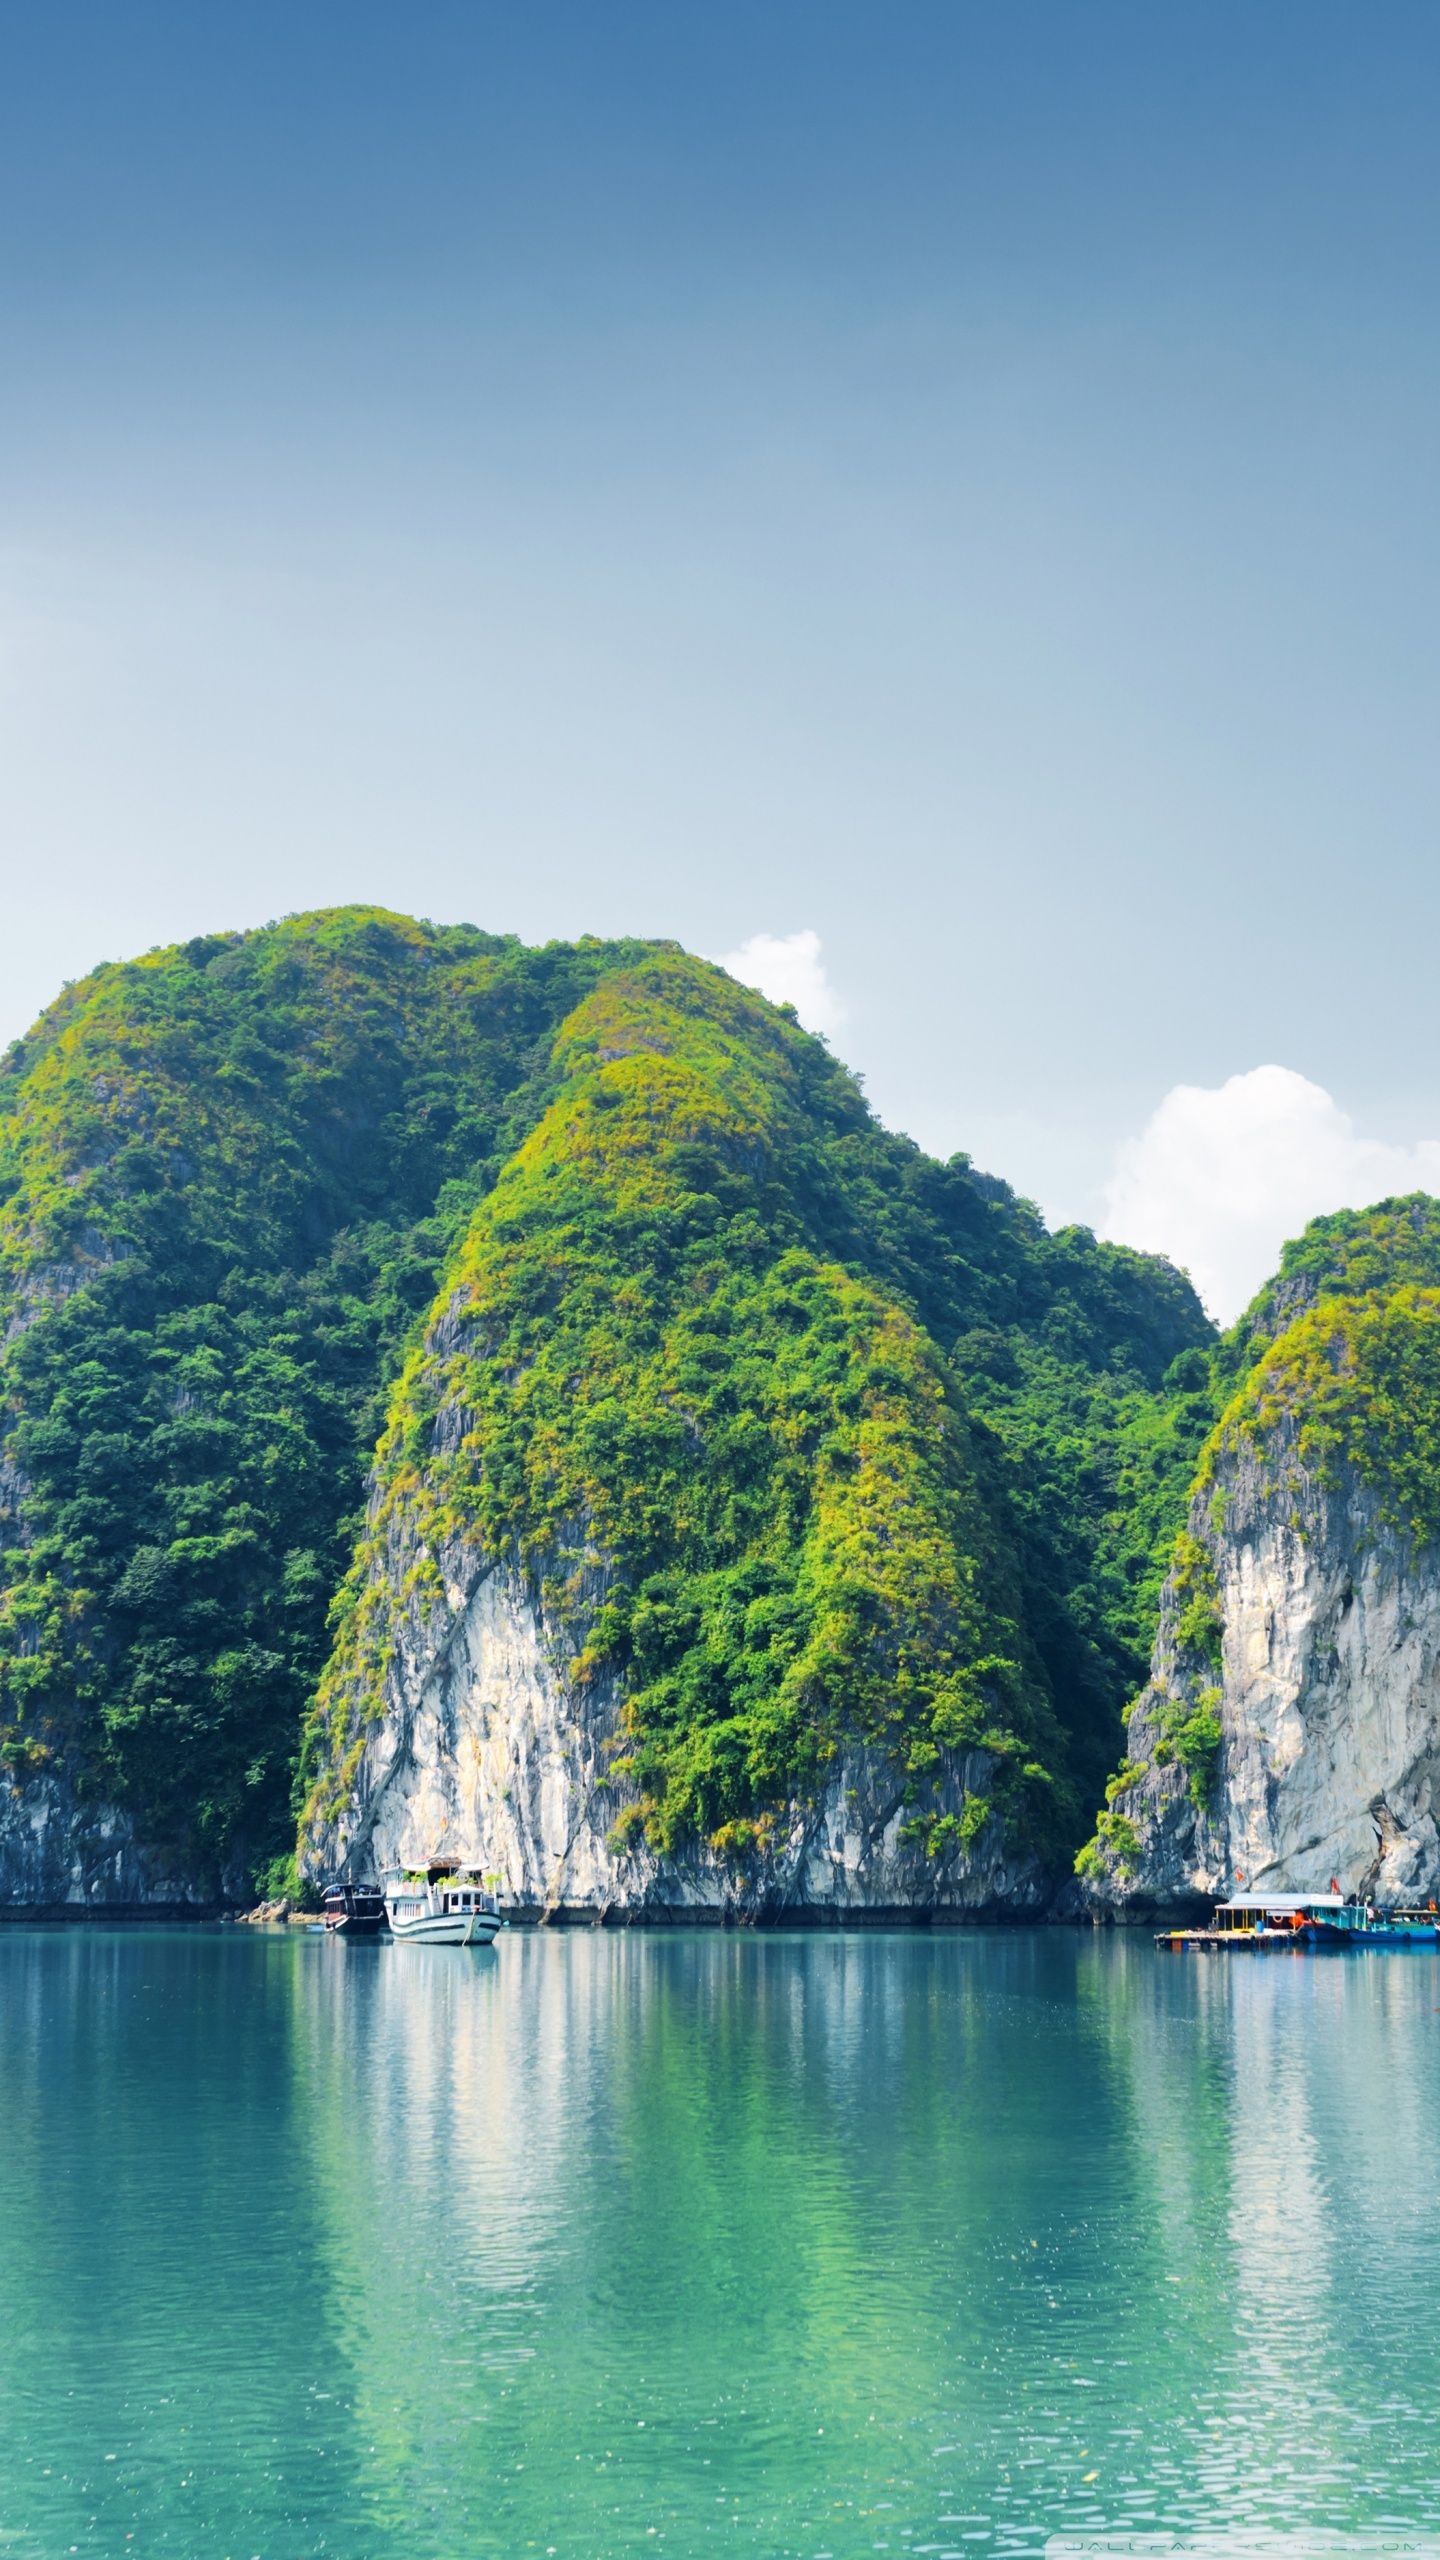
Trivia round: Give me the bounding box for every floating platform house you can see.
[1157,1893,1440,1950]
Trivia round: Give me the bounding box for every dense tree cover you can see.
[0,909,657,1878]
[0,909,1216,1891]
[1209,1201,1440,1549]
[1185,1195,1440,1526]
[1231,1194,1440,1330]
[1225,1283,1440,1547]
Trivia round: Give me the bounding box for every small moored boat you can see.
[383,1864,502,1946]
[322,1880,387,1937]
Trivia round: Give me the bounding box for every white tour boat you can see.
[382,1863,502,1946]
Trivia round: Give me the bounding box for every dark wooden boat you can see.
[322,1881,387,1937]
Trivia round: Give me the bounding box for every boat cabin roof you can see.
[1218,1893,1348,1912]
[383,1862,486,1883]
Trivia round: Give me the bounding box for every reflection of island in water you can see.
[1085,1939,1440,2539]
[5,1926,1439,2560]
[281,1930,1440,2556]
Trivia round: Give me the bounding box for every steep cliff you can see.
[301,1536,1049,1921]
[296,954,1215,1915]
[297,959,1075,1913]
[1082,1203,1440,1913]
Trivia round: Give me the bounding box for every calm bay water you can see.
[1,1925,1437,2559]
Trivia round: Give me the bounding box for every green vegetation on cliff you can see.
[302,959,1067,1856]
[1224,1283,1440,1547]
[0,910,655,1877]
[0,908,1212,1892]
[1077,1195,1440,1880]
[1200,1197,1440,1542]
[302,951,1212,1868]
[1222,1194,1440,1380]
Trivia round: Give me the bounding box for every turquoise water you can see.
[2,1926,1438,2559]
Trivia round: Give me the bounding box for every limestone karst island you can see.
[2,902,1435,1927]
[18,4,1440,2552]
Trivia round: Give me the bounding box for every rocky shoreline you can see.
[0,1890,1133,1928]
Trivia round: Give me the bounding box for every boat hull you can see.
[386,1909,501,1946]
[1158,1923,1440,1951]
[1157,1928,1346,1951]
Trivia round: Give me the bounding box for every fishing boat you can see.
[1364,1903,1440,1943]
[1157,1892,1440,1950]
[382,1864,502,1946]
[321,1880,387,1937]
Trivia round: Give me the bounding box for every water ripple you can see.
[0,1928,1437,2557]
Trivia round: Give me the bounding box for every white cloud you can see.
[1102,1064,1440,1323]
[716,929,847,1039]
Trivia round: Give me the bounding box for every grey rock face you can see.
[0,1769,208,1909]
[1093,1416,1440,1913]
[301,1528,1046,1922]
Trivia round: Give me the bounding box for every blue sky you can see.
[4,3,1440,1312]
